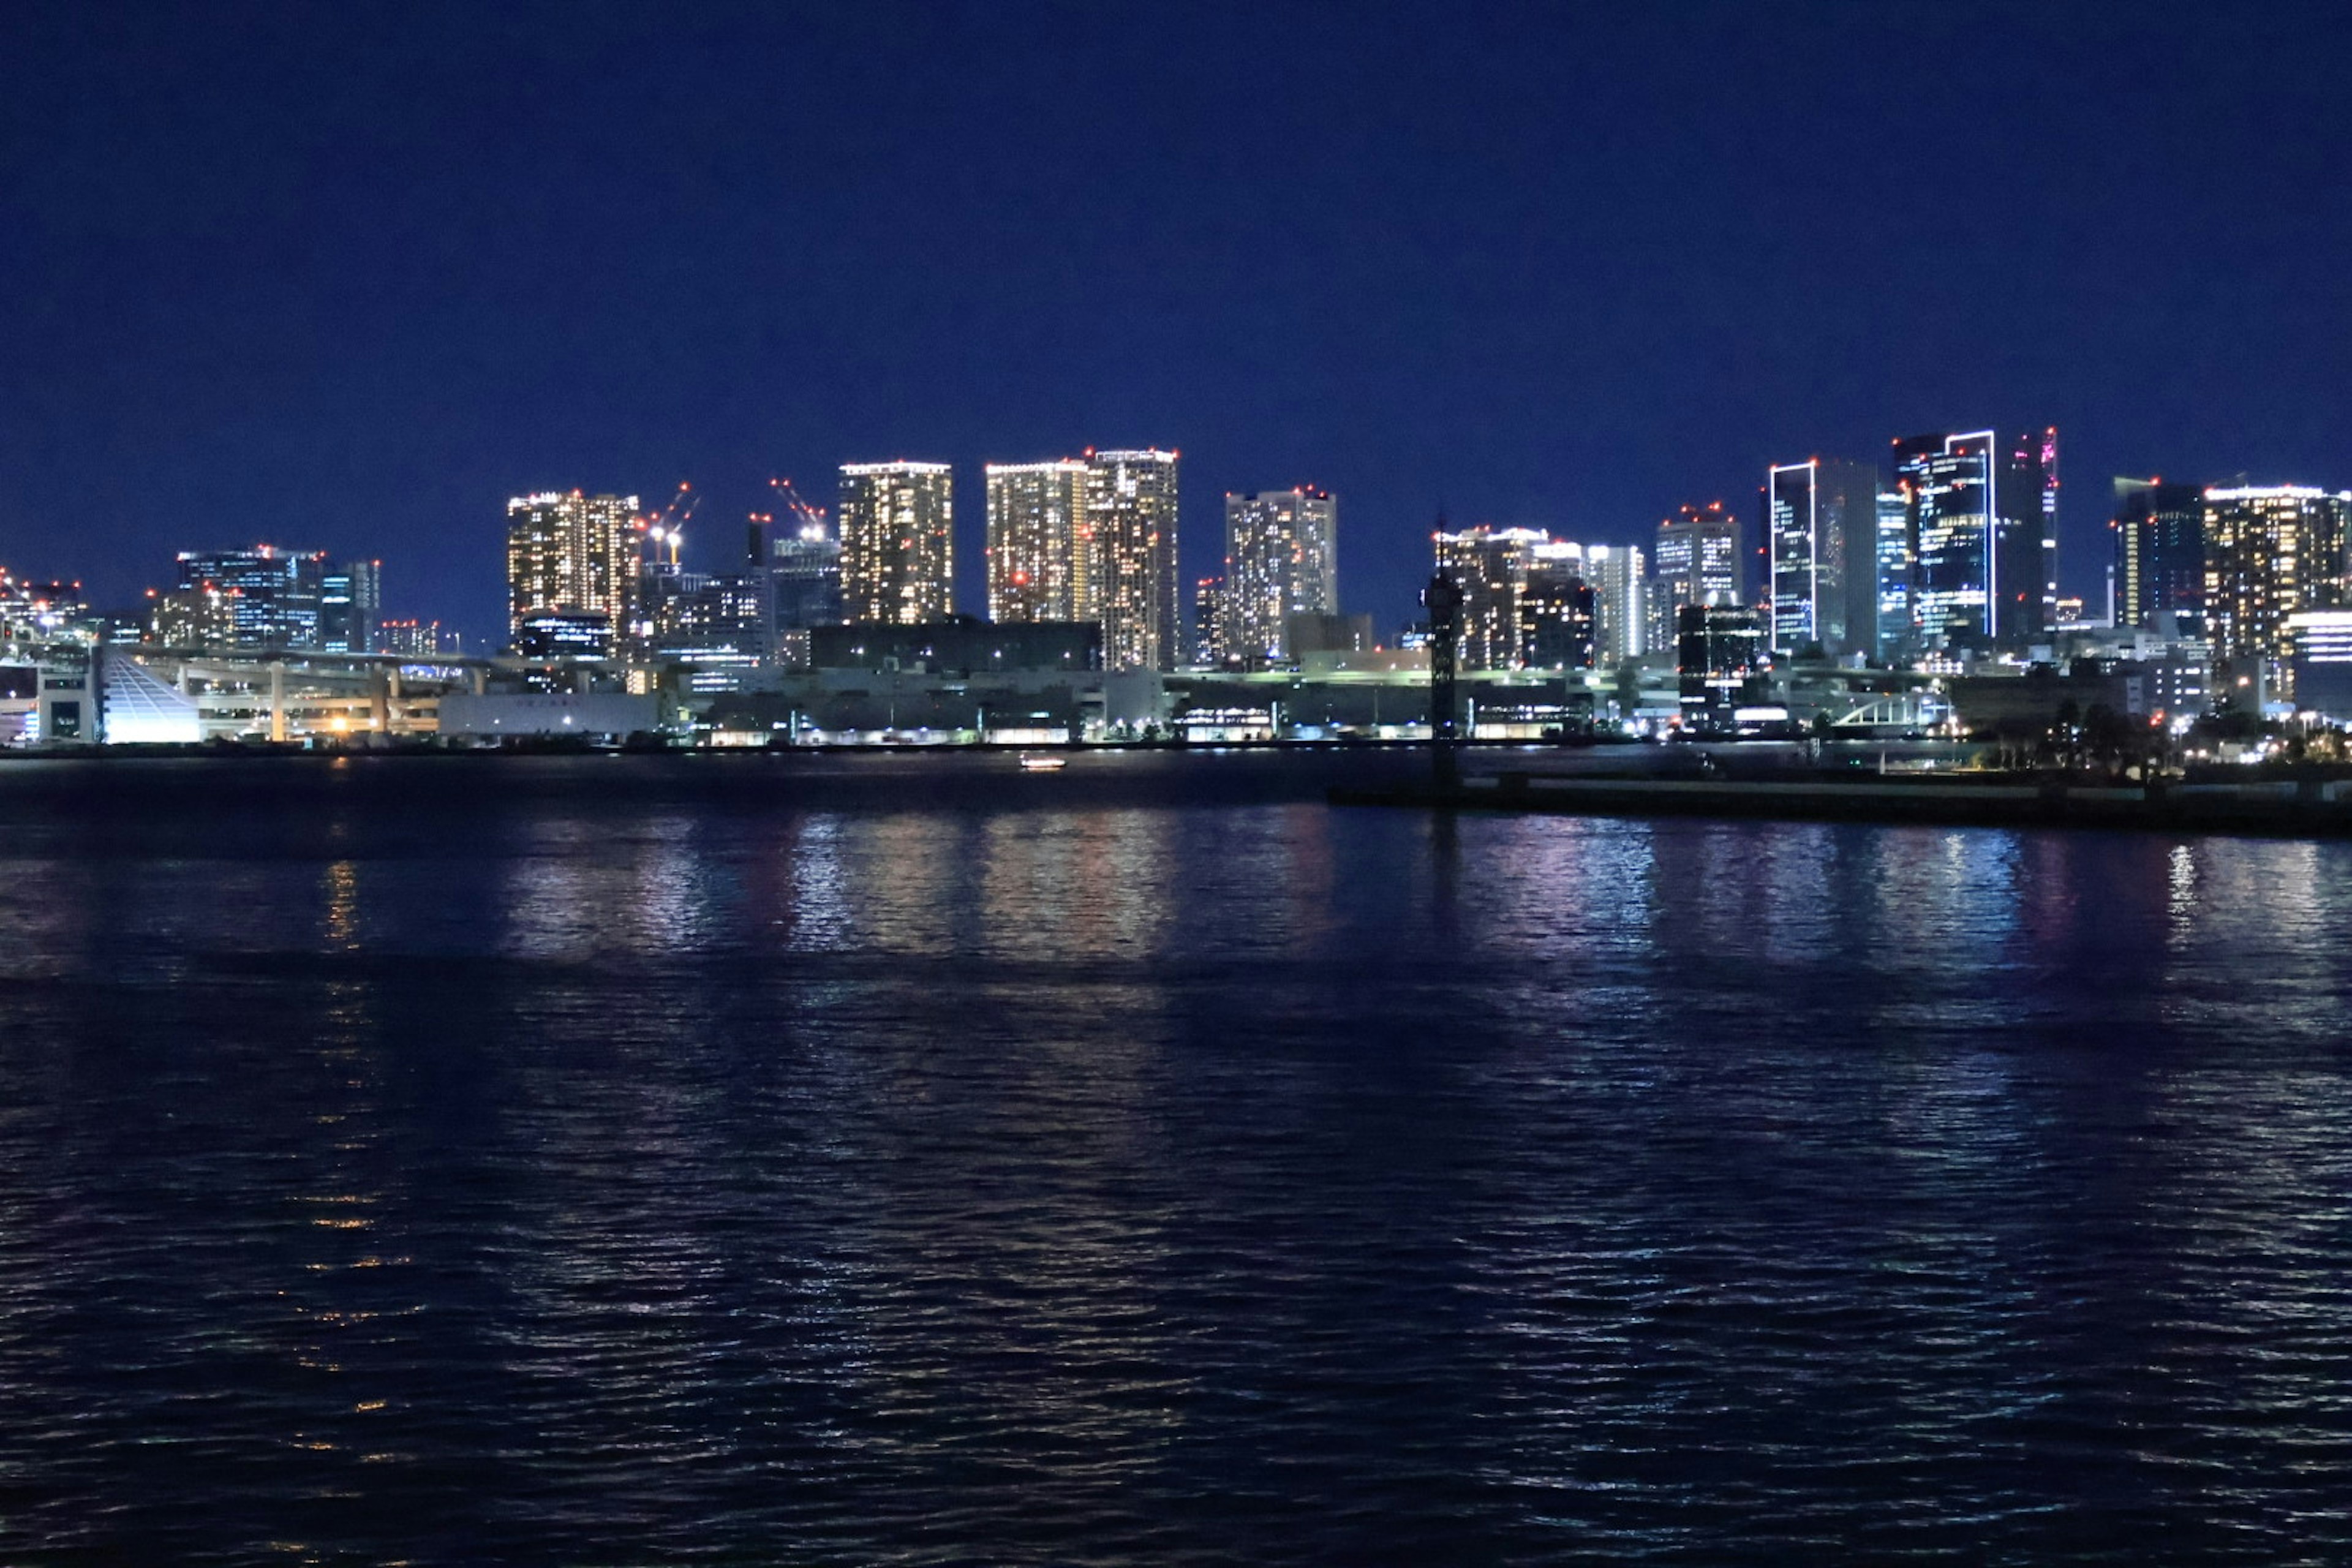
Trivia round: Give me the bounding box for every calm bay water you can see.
[2,750,2350,1564]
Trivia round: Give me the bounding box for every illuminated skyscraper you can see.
[1766,458,1879,658]
[1651,502,1741,650]
[839,462,954,625]
[1434,526,1547,671]
[2203,484,2352,702]
[177,545,331,650]
[1580,543,1648,665]
[1192,576,1227,666]
[1084,449,1180,671]
[2113,477,2205,633]
[1875,489,1912,661]
[986,459,1088,623]
[1891,430,2051,650]
[1223,486,1336,665]
[320,559,381,654]
[505,492,636,650]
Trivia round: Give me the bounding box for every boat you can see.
[1017,752,1068,772]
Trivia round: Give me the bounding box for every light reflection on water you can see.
[1,755,2350,1564]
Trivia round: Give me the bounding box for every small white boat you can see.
[1017,752,1068,772]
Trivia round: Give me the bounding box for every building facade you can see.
[505,492,635,651]
[839,462,954,625]
[986,459,1088,624]
[320,559,381,654]
[2113,477,2206,635]
[175,545,331,650]
[1651,502,1741,651]
[1891,429,2051,650]
[1434,526,1547,671]
[1222,486,1337,665]
[1581,543,1647,666]
[2204,484,2352,703]
[1766,458,1880,659]
[1085,449,1180,671]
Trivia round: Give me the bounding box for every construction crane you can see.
[767,477,829,541]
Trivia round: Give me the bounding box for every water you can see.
[2,750,2350,1565]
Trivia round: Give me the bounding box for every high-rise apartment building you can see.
[176,545,331,650]
[1192,576,1227,666]
[1222,487,1337,665]
[986,459,1088,624]
[1085,449,1180,672]
[1651,503,1741,651]
[1766,458,1880,659]
[505,492,636,651]
[1434,526,1547,671]
[839,462,954,625]
[1891,430,2051,650]
[320,559,381,654]
[1579,543,1647,666]
[2113,478,2206,634]
[2203,484,2352,702]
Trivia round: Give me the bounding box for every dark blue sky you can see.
[5,1,2348,647]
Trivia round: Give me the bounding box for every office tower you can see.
[1433,526,1547,671]
[378,619,456,658]
[839,462,954,625]
[1193,576,1227,666]
[505,492,636,651]
[1222,486,1337,665]
[2036,428,2062,631]
[1875,490,1912,662]
[1581,543,1647,665]
[1651,502,1741,650]
[1891,430,2050,650]
[1766,458,1880,659]
[2203,484,2352,702]
[2113,478,2206,633]
[1085,448,1180,671]
[175,545,330,650]
[320,559,381,654]
[987,459,1088,623]
[1676,603,1768,725]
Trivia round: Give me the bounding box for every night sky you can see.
[6,1,2349,649]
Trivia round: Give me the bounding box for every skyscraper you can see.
[839,462,954,625]
[2113,477,2206,633]
[1434,526,1547,671]
[1891,430,2051,650]
[1192,576,1227,666]
[1085,449,1180,671]
[1875,489,1912,662]
[1223,486,1337,665]
[1581,543,1648,666]
[320,559,381,654]
[505,491,636,650]
[1766,458,1880,658]
[176,545,331,651]
[1651,502,1741,650]
[986,459,1088,624]
[2203,484,2352,702]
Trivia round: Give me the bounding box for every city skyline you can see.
[7,5,2348,654]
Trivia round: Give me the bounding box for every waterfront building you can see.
[378,619,458,658]
[810,616,1101,676]
[1581,543,1647,665]
[320,559,381,654]
[148,583,236,647]
[176,545,330,650]
[505,492,635,652]
[1651,502,1741,651]
[765,512,843,668]
[513,610,614,663]
[1193,576,1227,666]
[1434,526,1547,671]
[1891,429,2052,650]
[840,462,954,625]
[1676,603,1768,726]
[1519,573,1597,671]
[1766,458,1880,659]
[986,459,1088,624]
[2113,477,2206,635]
[2288,609,2352,719]
[1223,487,1337,665]
[2204,484,2352,703]
[1085,449,1180,671]
[1875,489,1913,662]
